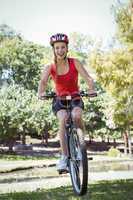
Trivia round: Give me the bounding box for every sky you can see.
[0,0,127,46]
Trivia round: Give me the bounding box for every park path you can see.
[0,170,133,194]
[0,156,133,194]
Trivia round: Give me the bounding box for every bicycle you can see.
[41,91,97,196]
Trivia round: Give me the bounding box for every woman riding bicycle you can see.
[38,33,96,171]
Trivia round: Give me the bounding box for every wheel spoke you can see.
[69,128,88,195]
[71,160,81,189]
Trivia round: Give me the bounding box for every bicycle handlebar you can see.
[80,91,97,97]
[39,91,97,100]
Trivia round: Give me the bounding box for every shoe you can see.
[57,155,68,173]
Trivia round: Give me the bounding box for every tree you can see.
[0,24,22,42]
[82,82,107,142]
[0,37,44,90]
[0,84,57,151]
[88,0,133,155]
[69,32,94,64]
[113,0,133,44]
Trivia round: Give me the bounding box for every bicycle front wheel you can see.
[69,128,88,196]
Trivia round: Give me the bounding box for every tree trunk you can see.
[45,131,49,146]
[8,138,15,152]
[21,132,26,145]
[113,138,116,148]
[123,131,128,155]
[41,134,44,145]
[127,128,132,156]
[89,133,92,143]
[101,135,105,142]
[107,136,110,144]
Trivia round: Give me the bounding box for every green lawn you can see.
[0,179,133,200]
[0,154,57,161]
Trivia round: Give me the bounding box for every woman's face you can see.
[53,42,68,60]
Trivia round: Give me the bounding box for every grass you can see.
[0,179,133,200]
[0,154,57,161]
[0,167,59,184]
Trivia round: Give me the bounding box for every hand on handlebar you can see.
[38,92,46,100]
[38,91,56,100]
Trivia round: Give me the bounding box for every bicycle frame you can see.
[40,91,97,196]
[62,97,76,161]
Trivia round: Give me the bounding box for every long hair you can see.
[52,44,68,81]
[52,44,68,63]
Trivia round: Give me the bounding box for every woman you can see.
[38,33,96,171]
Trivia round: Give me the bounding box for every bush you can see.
[107,147,121,157]
[0,84,56,148]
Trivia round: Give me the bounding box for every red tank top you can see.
[50,58,79,96]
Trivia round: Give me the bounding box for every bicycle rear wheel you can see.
[69,128,88,196]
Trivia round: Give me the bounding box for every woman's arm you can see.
[74,59,96,93]
[38,65,51,98]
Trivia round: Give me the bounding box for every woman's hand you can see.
[38,92,46,100]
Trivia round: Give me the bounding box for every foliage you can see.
[0,37,44,90]
[107,147,121,157]
[69,32,94,53]
[1,18,132,143]
[41,46,53,65]
[0,24,23,42]
[112,0,133,44]
[87,0,133,155]
[89,45,133,130]
[68,32,94,64]
[0,84,56,143]
[84,94,105,133]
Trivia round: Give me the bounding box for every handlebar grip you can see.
[39,92,56,99]
[80,91,97,97]
[88,93,97,97]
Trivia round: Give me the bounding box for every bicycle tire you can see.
[68,128,88,196]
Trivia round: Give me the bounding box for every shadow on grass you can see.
[0,175,59,184]
[0,179,133,200]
